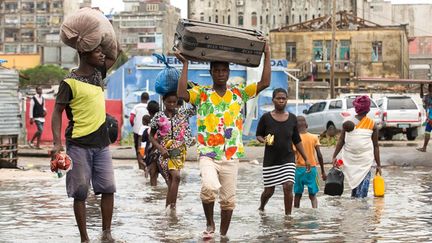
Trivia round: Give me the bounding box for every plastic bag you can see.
[50,152,73,178]
[153,53,180,95]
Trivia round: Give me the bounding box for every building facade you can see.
[270,12,409,97]
[357,0,432,37]
[0,0,79,69]
[112,0,180,56]
[188,0,357,34]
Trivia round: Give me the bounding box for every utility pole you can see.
[330,0,336,99]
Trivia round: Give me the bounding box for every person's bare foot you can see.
[101,229,114,243]
[416,147,427,152]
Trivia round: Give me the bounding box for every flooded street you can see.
[1,161,432,242]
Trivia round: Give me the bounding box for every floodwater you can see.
[0,162,432,242]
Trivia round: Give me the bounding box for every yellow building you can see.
[270,11,409,86]
[0,54,41,70]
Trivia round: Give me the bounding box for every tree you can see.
[19,65,68,87]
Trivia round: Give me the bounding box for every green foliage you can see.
[120,132,134,146]
[247,139,264,147]
[19,64,68,87]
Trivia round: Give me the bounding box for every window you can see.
[228,15,231,25]
[266,15,268,24]
[215,15,218,23]
[313,14,315,19]
[260,16,263,25]
[209,16,211,22]
[305,14,307,20]
[372,41,382,62]
[139,36,155,43]
[340,40,350,60]
[4,44,17,53]
[387,97,417,110]
[308,102,326,114]
[208,1,211,7]
[313,40,323,61]
[238,13,244,26]
[299,15,301,22]
[251,12,257,26]
[273,15,275,25]
[292,15,295,23]
[21,44,35,53]
[286,15,289,24]
[285,42,296,62]
[329,100,343,109]
[200,12,204,21]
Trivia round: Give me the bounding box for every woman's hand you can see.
[159,147,169,159]
[376,166,382,175]
[174,49,188,64]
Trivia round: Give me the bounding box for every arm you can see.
[129,113,135,126]
[51,103,66,153]
[255,115,267,144]
[256,42,271,94]
[175,51,190,102]
[29,98,34,124]
[149,129,168,158]
[332,129,346,166]
[294,142,311,171]
[315,145,326,180]
[372,127,382,174]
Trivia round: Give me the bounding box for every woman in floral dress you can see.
[149,91,196,211]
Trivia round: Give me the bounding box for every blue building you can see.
[106,56,292,140]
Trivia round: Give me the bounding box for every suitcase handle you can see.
[180,18,264,37]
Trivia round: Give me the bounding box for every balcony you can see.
[295,60,354,81]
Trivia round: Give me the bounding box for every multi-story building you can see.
[357,0,432,37]
[188,0,357,34]
[0,0,80,69]
[270,11,409,97]
[112,0,180,56]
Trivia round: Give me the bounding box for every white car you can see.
[303,96,382,134]
[375,95,423,140]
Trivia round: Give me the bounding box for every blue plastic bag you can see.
[153,53,180,96]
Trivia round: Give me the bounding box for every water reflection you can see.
[0,165,431,242]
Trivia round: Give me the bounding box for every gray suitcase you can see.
[174,19,265,67]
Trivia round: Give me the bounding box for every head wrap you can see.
[353,95,371,115]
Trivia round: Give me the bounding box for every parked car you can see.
[375,95,422,141]
[303,96,382,134]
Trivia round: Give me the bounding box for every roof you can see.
[271,11,406,33]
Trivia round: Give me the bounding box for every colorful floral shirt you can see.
[149,106,196,147]
[188,83,257,160]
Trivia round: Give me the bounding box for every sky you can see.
[91,0,432,17]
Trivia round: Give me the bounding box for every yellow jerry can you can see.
[373,171,385,197]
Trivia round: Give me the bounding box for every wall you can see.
[25,99,123,144]
[0,54,41,70]
[270,28,409,79]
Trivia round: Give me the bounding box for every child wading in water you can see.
[294,116,326,208]
[256,88,311,215]
[149,92,195,212]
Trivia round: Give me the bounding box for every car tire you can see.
[406,128,417,141]
[384,133,393,141]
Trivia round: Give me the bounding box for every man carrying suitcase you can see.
[175,42,271,240]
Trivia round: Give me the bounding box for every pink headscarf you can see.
[353,95,371,115]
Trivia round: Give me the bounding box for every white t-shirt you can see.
[130,103,149,134]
